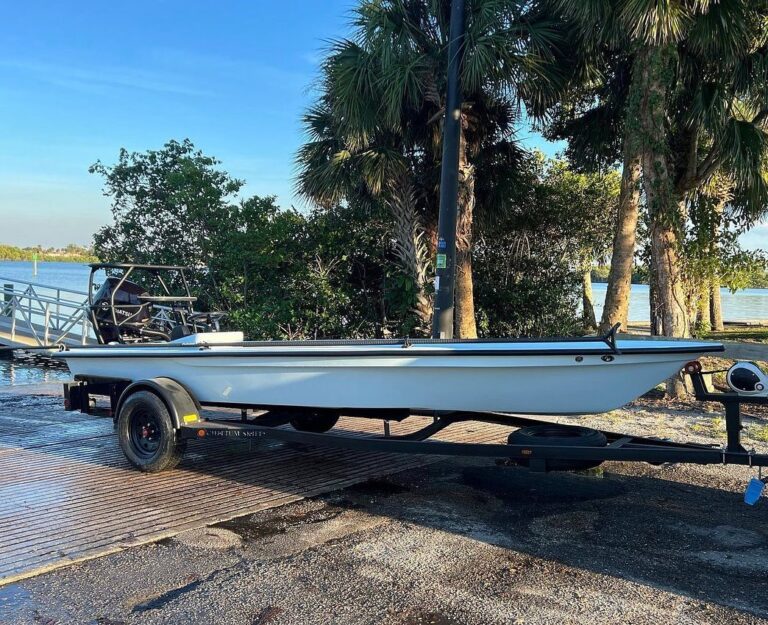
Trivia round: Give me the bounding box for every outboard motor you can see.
[90,277,158,343]
[87,263,229,344]
[727,362,768,397]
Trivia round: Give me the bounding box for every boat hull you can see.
[58,340,721,414]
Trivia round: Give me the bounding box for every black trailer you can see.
[63,359,768,505]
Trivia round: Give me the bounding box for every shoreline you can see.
[0,257,96,264]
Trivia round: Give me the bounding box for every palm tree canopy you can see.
[297,0,569,209]
[547,0,768,215]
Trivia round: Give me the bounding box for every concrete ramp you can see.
[0,390,506,585]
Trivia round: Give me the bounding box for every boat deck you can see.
[0,388,507,585]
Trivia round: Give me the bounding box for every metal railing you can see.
[0,277,193,348]
[0,277,92,346]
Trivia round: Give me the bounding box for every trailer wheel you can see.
[507,425,607,471]
[117,390,186,472]
[289,410,340,433]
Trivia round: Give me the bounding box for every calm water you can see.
[2,261,768,386]
[592,283,768,323]
[0,260,91,294]
[0,353,70,386]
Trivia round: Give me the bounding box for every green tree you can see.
[216,199,393,340]
[549,0,768,346]
[540,160,621,330]
[91,139,244,269]
[474,155,618,336]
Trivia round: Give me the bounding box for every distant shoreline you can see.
[0,243,96,264]
[0,255,96,264]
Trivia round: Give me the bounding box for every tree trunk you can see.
[455,123,477,338]
[456,250,475,336]
[599,144,642,333]
[649,202,690,397]
[649,269,661,336]
[711,281,724,331]
[697,279,711,333]
[636,46,689,397]
[582,266,597,331]
[710,198,725,331]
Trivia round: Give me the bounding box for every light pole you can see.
[431,0,466,339]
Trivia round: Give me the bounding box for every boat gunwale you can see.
[57,344,724,358]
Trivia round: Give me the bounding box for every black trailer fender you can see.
[117,378,201,429]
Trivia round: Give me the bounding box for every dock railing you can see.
[0,277,92,347]
[0,276,192,349]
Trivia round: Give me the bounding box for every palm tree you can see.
[548,0,768,395]
[552,1,768,319]
[297,99,432,330]
[297,0,565,338]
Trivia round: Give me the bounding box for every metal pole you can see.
[2,284,11,315]
[431,0,466,339]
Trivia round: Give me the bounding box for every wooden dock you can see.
[0,389,507,586]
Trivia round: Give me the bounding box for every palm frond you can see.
[619,0,692,46]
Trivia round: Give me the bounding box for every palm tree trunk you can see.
[455,124,477,338]
[710,198,726,331]
[456,250,475,336]
[649,270,661,336]
[582,265,597,331]
[711,281,724,331]
[599,144,642,333]
[637,46,689,397]
[649,202,690,398]
[697,279,711,333]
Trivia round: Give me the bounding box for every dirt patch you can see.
[171,527,243,550]
[397,611,464,625]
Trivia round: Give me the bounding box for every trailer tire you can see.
[289,410,340,433]
[507,425,607,471]
[117,390,186,472]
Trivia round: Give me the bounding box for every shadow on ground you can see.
[217,460,768,618]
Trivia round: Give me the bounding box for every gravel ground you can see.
[2,392,768,625]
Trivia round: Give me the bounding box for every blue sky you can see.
[1,1,764,251]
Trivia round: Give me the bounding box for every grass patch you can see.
[748,424,768,443]
[690,416,725,438]
[699,326,768,343]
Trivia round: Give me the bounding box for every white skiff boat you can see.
[57,332,723,415]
